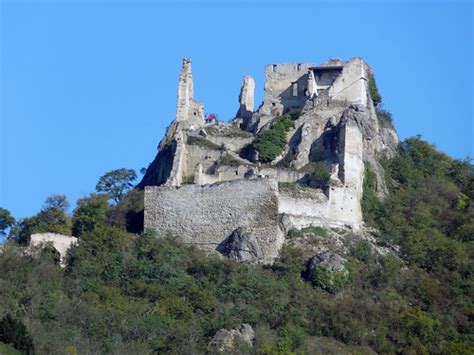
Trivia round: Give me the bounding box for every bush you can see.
[368,74,382,107]
[0,315,34,354]
[253,116,294,163]
[181,175,195,184]
[187,136,223,150]
[311,266,351,293]
[376,107,393,128]
[361,167,382,224]
[309,162,331,188]
[287,226,328,239]
[287,109,302,120]
[11,196,72,244]
[108,189,144,234]
[72,194,109,237]
[217,153,241,167]
[350,240,372,262]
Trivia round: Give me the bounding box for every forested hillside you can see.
[0,137,472,354]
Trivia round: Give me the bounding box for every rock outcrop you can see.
[207,323,255,353]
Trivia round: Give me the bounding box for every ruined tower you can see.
[236,75,255,121]
[175,58,205,127]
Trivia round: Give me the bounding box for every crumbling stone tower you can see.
[175,58,205,127]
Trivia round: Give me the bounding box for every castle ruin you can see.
[140,58,399,264]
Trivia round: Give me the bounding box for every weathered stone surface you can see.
[207,323,255,352]
[30,233,77,267]
[236,75,255,121]
[221,227,262,264]
[144,179,284,264]
[307,249,346,273]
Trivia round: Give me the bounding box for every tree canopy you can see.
[0,137,472,354]
[96,168,137,204]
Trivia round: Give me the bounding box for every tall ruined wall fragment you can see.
[236,75,255,120]
[176,58,204,127]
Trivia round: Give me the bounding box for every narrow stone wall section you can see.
[144,179,284,264]
[175,58,205,127]
[176,58,194,122]
[236,75,255,120]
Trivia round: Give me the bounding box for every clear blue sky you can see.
[1,0,473,220]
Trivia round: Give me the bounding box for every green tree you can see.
[72,194,110,237]
[0,208,15,237]
[0,315,34,354]
[44,194,70,211]
[11,196,72,244]
[108,189,144,234]
[96,168,137,204]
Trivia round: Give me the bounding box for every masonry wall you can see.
[261,63,314,115]
[328,58,368,106]
[278,184,362,230]
[144,179,284,263]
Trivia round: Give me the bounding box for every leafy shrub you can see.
[181,175,195,184]
[72,194,109,237]
[186,136,223,150]
[253,116,294,162]
[311,266,351,293]
[217,153,241,167]
[350,240,372,262]
[308,161,331,188]
[108,189,144,234]
[361,167,382,224]
[368,74,382,107]
[11,196,72,244]
[376,107,393,128]
[287,109,302,120]
[287,226,328,239]
[0,315,34,354]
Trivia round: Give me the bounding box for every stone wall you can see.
[278,183,362,231]
[261,63,315,116]
[236,75,255,120]
[144,179,284,264]
[328,58,368,106]
[30,233,77,267]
